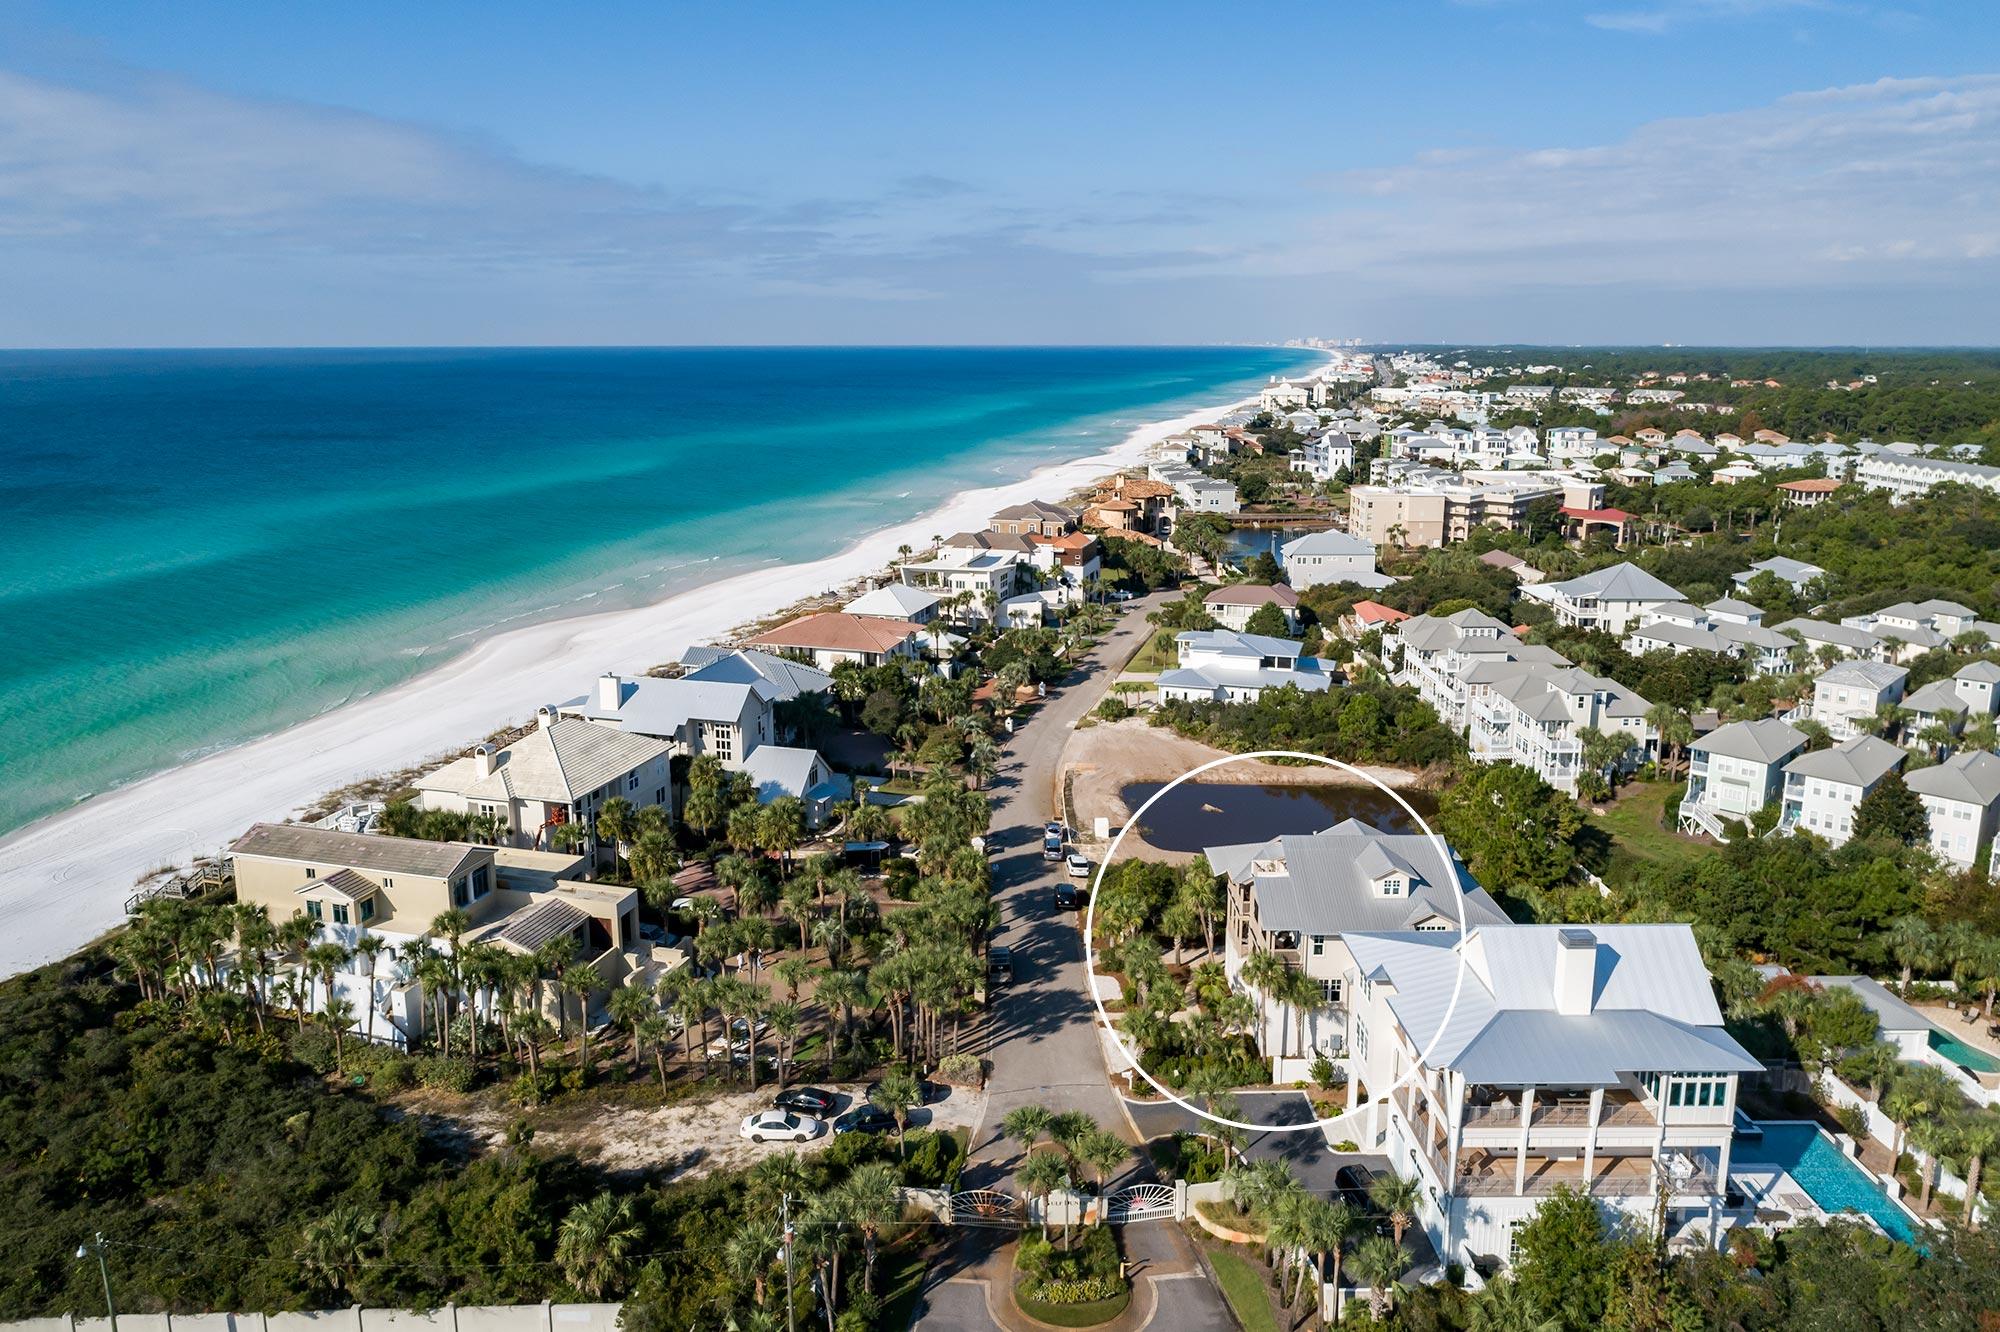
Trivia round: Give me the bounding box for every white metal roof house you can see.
[1907,751,2000,870]
[1523,562,1685,635]
[1732,557,1827,595]
[1155,630,1330,705]
[740,745,853,828]
[1778,734,1908,846]
[1342,924,1759,1272]
[845,582,943,624]
[1805,660,1909,740]
[1468,663,1655,793]
[1203,820,1507,1081]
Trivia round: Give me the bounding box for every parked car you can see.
[988,944,1014,984]
[1042,834,1064,861]
[1044,821,1066,839]
[740,1109,822,1143]
[773,1086,839,1117]
[832,1105,898,1136]
[1335,1164,1379,1207]
[1054,883,1085,910]
[1065,853,1091,879]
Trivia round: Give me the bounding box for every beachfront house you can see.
[741,745,853,829]
[1778,735,1908,846]
[1202,583,1302,633]
[1907,751,2000,870]
[1342,924,1759,1271]
[1680,718,1807,834]
[562,647,835,777]
[747,610,925,670]
[1205,820,1507,1082]
[989,500,1078,537]
[1155,630,1329,705]
[896,544,1031,619]
[414,713,672,863]
[228,823,652,1048]
[1523,562,1684,635]
[1280,529,1391,591]
[845,583,942,624]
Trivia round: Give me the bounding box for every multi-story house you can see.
[1804,660,1908,740]
[415,713,673,861]
[1524,562,1684,635]
[1545,425,1600,461]
[1466,663,1655,793]
[1731,556,1828,597]
[1680,718,1807,832]
[1149,460,1239,513]
[1205,821,1507,1080]
[1341,924,1760,1270]
[1775,617,1890,665]
[1779,735,1908,845]
[1622,600,1800,675]
[1155,630,1330,704]
[895,544,1032,615]
[1907,752,2000,870]
[1202,583,1302,633]
[1280,528,1392,590]
[845,583,942,624]
[229,823,643,1047]
[989,500,1078,537]
[1386,609,1536,730]
[1900,661,2000,743]
[1289,430,1356,481]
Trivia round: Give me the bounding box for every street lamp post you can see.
[76,1233,116,1332]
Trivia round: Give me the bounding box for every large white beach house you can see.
[1524,562,1683,635]
[1343,924,1760,1269]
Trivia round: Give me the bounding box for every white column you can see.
[1583,1087,1604,1195]
[1516,1087,1536,1196]
[1446,1071,1465,1195]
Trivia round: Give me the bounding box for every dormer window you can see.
[1379,876,1403,896]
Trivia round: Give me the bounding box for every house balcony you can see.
[1459,1091,1657,1137]
[1450,1148,1710,1198]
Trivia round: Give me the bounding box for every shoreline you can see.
[0,358,1328,979]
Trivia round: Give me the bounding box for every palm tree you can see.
[1958,1111,2000,1229]
[1646,702,1694,778]
[1470,1278,1560,1332]
[1000,1105,1054,1159]
[595,796,636,877]
[1016,1150,1071,1242]
[725,1220,782,1310]
[351,934,387,1045]
[1304,1197,1361,1320]
[555,1193,643,1297]
[608,984,655,1074]
[815,968,870,1061]
[1350,1234,1410,1320]
[637,1012,673,1090]
[767,1001,803,1090]
[296,1203,378,1297]
[1884,1062,1959,1167]
[1240,947,1288,1058]
[563,968,598,1078]
[1367,1171,1422,1249]
[1886,915,1941,994]
[839,1161,904,1294]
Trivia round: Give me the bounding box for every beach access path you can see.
[0,389,1274,980]
[907,589,1230,1332]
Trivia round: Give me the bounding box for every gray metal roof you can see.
[1545,561,1683,604]
[232,822,482,879]
[1346,924,1758,1087]
[420,718,671,804]
[1205,819,1506,937]
[1901,678,1969,717]
[1775,618,1882,652]
[681,647,834,702]
[1783,734,1906,787]
[1735,556,1825,586]
[1281,529,1376,558]
[1817,660,1907,691]
[497,899,590,952]
[1693,718,1807,765]
[1906,750,2000,806]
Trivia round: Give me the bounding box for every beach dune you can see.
[0,393,1273,978]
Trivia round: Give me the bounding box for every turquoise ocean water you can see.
[0,346,1316,837]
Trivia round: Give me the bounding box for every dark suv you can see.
[988,945,1014,984]
[773,1086,839,1117]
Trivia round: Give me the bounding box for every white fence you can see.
[15,1304,621,1332]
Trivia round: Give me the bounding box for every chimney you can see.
[473,744,495,780]
[597,672,623,711]
[537,705,557,730]
[1554,928,1598,1016]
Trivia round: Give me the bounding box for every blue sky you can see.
[2,0,1997,345]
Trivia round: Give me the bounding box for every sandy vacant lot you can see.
[403,1080,987,1182]
[1061,717,1429,855]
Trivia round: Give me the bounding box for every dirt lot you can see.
[1060,717,1430,854]
[399,1079,987,1182]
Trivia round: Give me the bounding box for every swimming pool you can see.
[1735,1121,1922,1246]
[1928,1028,2000,1075]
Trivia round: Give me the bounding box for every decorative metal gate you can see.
[1106,1183,1177,1222]
[949,1189,1025,1229]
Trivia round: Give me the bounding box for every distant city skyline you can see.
[1,1,1997,346]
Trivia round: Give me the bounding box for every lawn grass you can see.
[1124,626,1180,675]
[875,1244,930,1331]
[1586,780,1709,887]
[1205,1246,1280,1332]
[1011,1282,1133,1328]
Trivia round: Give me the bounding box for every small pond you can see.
[1121,780,1436,853]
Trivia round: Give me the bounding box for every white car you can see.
[1066,853,1091,879]
[741,1109,822,1143]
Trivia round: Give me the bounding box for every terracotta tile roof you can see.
[748,611,922,655]
[1204,583,1300,608]
[1349,600,1410,626]
[1779,478,1843,493]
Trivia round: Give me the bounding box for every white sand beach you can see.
[0,383,1300,977]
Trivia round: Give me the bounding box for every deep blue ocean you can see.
[0,346,1315,837]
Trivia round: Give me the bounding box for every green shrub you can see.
[372,1058,417,1091]
[901,1128,966,1190]
[935,1053,982,1086]
[1095,697,1133,722]
[510,1069,559,1105]
[417,1055,475,1092]
[288,1024,338,1074]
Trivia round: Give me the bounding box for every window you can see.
[304,866,316,879]
[471,865,492,900]
[1311,934,1325,957]
[305,900,323,922]
[332,903,350,926]
[382,877,394,889]
[656,787,668,806]
[1354,1020,1369,1060]
[452,879,470,908]
[1320,978,1343,1004]
[359,898,376,924]
[627,772,639,791]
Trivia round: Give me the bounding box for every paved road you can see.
[912,592,1250,1330]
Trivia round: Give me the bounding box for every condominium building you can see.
[1854,454,2000,504]
[1343,924,1759,1269]
[1386,609,1547,730]
[1465,663,1655,793]
[1346,467,1562,550]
